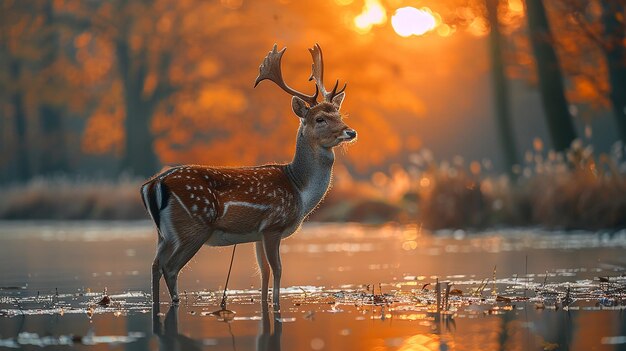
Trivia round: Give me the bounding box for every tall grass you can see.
[0,176,145,220]
[1,141,625,230]
[520,141,626,229]
[315,140,626,230]
[400,140,626,229]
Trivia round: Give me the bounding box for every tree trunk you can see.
[116,35,159,177]
[525,0,577,151]
[486,0,519,177]
[121,98,159,177]
[38,0,68,175]
[10,60,31,182]
[39,105,69,175]
[601,0,626,143]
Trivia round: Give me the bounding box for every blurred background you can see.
[1,0,625,229]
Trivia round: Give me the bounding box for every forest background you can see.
[1,0,625,230]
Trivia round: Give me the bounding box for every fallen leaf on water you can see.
[211,308,235,321]
[96,295,111,306]
[496,295,511,303]
[449,289,463,296]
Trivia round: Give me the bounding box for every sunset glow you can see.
[353,0,387,33]
[391,7,437,37]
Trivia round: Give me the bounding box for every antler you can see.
[308,43,346,102]
[254,44,319,106]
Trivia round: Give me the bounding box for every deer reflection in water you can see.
[153,304,282,351]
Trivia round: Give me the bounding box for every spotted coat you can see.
[141,164,301,245]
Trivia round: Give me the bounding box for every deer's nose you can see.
[345,129,357,140]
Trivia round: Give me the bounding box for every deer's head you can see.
[254,44,357,149]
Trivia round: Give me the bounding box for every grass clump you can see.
[0,176,145,220]
[1,140,624,230]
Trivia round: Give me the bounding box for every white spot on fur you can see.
[171,191,193,219]
[222,201,270,218]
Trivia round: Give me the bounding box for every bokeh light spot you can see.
[391,7,437,37]
[353,0,387,34]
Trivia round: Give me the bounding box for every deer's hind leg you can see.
[162,235,206,303]
[152,233,164,306]
[255,241,270,303]
[158,203,209,304]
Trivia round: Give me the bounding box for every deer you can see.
[140,43,357,311]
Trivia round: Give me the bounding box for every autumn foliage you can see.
[1,0,626,229]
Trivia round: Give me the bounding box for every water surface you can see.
[0,222,625,350]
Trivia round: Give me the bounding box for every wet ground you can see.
[0,221,625,350]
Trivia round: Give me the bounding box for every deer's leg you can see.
[152,257,162,305]
[162,231,207,304]
[152,233,164,306]
[160,244,180,304]
[262,234,282,310]
[255,240,270,303]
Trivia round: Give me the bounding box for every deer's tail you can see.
[140,179,170,231]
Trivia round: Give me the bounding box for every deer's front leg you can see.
[255,241,270,303]
[262,233,282,311]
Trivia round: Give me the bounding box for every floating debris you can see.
[208,308,236,322]
[96,295,110,307]
[0,274,625,321]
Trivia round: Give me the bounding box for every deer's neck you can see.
[286,123,334,217]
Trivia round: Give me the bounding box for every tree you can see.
[486,0,519,176]
[0,0,85,181]
[553,0,626,143]
[37,0,69,175]
[525,0,577,151]
[600,0,626,142]
[74,0,253,177]
[0,1,34,182]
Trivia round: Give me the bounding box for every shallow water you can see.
[0,221,625,350]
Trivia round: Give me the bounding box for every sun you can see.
[391,7,437,37]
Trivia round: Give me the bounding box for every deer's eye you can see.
[315,117,325,124]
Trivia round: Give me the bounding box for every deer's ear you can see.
[291,96,309,118]
[331,92,345,109]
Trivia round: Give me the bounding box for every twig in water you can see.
[436,278,441,313]
[525,255,528,297]
[492,265,497,297]
[444,283,451,311]
[472,278,488,296]
[563,285,573,307]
